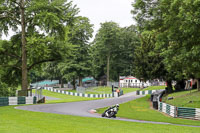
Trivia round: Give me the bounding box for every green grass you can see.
[121,88,139,94]
[68,87,139,94]
[163,89,200,108]
[85,87,113,94]
[97,95,200,126]
[0,106,199,133]
[143,86,166,90]
[36,90,100,104]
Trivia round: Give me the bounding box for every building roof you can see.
[82,77,94,82]
[120,76,137,80]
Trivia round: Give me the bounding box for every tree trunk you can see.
[60,78,64,88]
[197,79,200,91]
[20,0,28,91]
[106,53,110,86]
[166,80,173,93]
[79,76,83,87]
[72,77,76,90]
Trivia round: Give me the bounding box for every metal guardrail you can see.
[137,89,200,120]
[158,98,200,120]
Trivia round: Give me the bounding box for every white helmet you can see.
[116,104,119,107]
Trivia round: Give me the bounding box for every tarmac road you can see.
[16,92,200,128]
[16,91,142,117]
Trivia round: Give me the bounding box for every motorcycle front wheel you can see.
[101,112,106,117]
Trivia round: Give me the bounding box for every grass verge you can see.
[40,90,100,104]
[0,106,199,133]
[163,89,200,108]
[97,95,200,126]
[67,86,139,94]
[143,86,166,90]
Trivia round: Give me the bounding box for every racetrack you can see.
[16,91,142,118]
[16,92,200,128]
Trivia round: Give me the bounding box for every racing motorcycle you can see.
[101,104,119,118]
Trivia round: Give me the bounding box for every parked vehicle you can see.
[102,104,119,118]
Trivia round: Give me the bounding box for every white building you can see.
[119,76,150,88]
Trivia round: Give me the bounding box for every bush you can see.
[0,81,16,97]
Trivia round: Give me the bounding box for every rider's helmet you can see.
[116,104,119,107]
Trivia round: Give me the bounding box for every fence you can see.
[0,96,37,106]
[158,102,177,117]
[44,87,114,98]
[158,102,200,120]
[107,82,119,87]
[136,90,200,120]
[136,90,157,95]
[120,83,148,88]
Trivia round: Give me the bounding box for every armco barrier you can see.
[44,87,115,98]
[158,101,200,120]
[158,101,177,118]
[137,90,200,120]
[0,96,37,106]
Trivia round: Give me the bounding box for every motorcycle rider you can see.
[102,104,119,118]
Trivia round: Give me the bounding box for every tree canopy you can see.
[0,0,79,91]
[132,0,200,91]
[91,22,139,83]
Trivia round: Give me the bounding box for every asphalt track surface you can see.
[16,92,200,128]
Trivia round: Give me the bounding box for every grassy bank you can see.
[97,95,200,126]
[163,89,200,108]
[0,106,199,133]
[143,86,166,90]
[38,90,100,104]
[67,87,139,94]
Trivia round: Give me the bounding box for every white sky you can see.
[73,0,135,39]
[1,0,135,40]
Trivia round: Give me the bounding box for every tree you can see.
[40,16,93,90]
[133,31,174,93]
[91,22,121,84]
[67,16,93,88]
[0,69,16,97]
[132,0,175,92]
[115,25,140,77]
[132,0,200,91]
[0,0,78,91]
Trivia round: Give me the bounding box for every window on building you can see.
[135,80,137,83]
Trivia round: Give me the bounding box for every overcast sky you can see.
[1,0,135,40]
[73,0,135,39]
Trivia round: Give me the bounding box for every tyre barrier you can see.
[0,96,37,106]
[44,87,114,98]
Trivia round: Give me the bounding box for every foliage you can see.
[132,0,200,91]
[60,16,93,88]
[0,80,16,97]
[91,22,121,82]
[0,0,79,90]
[91,23,139,82]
